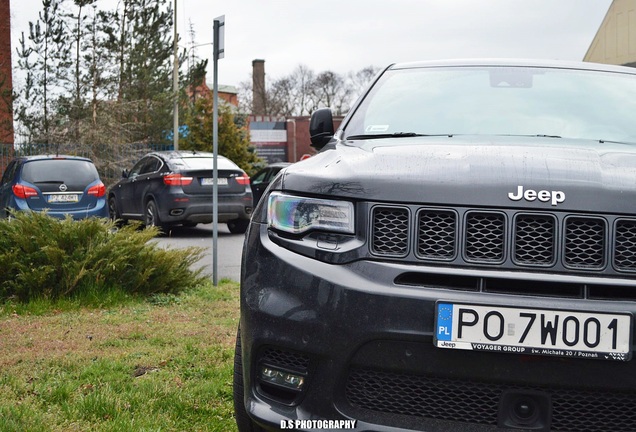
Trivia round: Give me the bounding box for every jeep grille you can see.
[371,207,409,256]
[370,205,636,275]
[417,210,456,259]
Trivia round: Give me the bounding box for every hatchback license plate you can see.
[48,194,79,203]
[435,303,632,361]
[201,178,228,186]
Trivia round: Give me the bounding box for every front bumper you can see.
[240,222,636,432]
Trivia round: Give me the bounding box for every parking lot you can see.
[155,223,245,282]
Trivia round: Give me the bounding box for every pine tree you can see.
[15,0,68,144]
[118,0,175,144]
[61,0,97,141]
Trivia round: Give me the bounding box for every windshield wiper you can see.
[346,132,453,140]
[496,134,562,139]
[598,139,636,145]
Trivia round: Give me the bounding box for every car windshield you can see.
[344,65,636,144]
[21,159,99,184]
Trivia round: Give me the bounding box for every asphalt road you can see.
[154,223,246,282]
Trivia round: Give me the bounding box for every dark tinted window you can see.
[251,169,269,185]
[1,160,17,185]
[140,156,162,174]
[129,158,147,177]
[21,159,99,184]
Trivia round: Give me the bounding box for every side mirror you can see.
[309,108,334,150]
[122,169,129,179]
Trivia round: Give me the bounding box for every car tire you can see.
[108,196,125,224]
[233,327,266,432]
[144,199,163,229]
[227,218,249,234]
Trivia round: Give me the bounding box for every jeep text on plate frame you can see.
[434,302,632,361]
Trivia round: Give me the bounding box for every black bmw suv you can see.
[108,151,252,233]
[235,60,636,431]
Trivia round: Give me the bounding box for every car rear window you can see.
[21,159,99,184]
[169,157,239,171]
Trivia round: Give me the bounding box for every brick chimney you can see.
[252,59,266,115]
[0,0,13,145]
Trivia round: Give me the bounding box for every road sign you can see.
[214,15,225,60]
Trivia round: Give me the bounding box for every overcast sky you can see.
[10,0,613,89]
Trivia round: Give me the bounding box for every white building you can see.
[585,0,636,66]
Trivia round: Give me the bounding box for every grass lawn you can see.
[0,280,240,432]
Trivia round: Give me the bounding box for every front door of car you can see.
[118,158,147,217]
[132,156,162,215]
[250,167,273,206]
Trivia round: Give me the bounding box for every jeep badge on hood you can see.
[508,185,565,206]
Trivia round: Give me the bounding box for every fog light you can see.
[260,366,305,390]
[261,367,278,379]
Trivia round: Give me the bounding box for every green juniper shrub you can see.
[0,212,206,302]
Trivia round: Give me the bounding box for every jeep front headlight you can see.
[268,192,354,234]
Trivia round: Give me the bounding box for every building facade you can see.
[0,0,11,142]
[585,0,636,66]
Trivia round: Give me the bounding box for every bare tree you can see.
[248,65,379,117]
[309,70,351,115]
[288,65,315,115]
[267,76,295,116]
[348,65,381,98]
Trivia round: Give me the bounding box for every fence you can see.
[0,142,173,187]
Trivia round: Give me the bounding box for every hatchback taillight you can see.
[235,172,250,185]
[87,182,106,197]
[163,173,193,186]
[12,184,38,199]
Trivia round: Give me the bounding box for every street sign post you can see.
[212,15,225,286]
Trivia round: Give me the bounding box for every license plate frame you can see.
[201,177,228,186]
[48,194,80,203]
[434,302,632,361]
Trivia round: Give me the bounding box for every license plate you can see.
[201,178,228,186]
[48,194,79,203]
[435,302,632,361]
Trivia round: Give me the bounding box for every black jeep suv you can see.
[235,60,636,431]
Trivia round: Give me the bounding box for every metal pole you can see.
[288,118,297,162]
[172,0,179,151]
[212,18,220,286]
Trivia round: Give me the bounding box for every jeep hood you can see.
[280,136,636,214]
